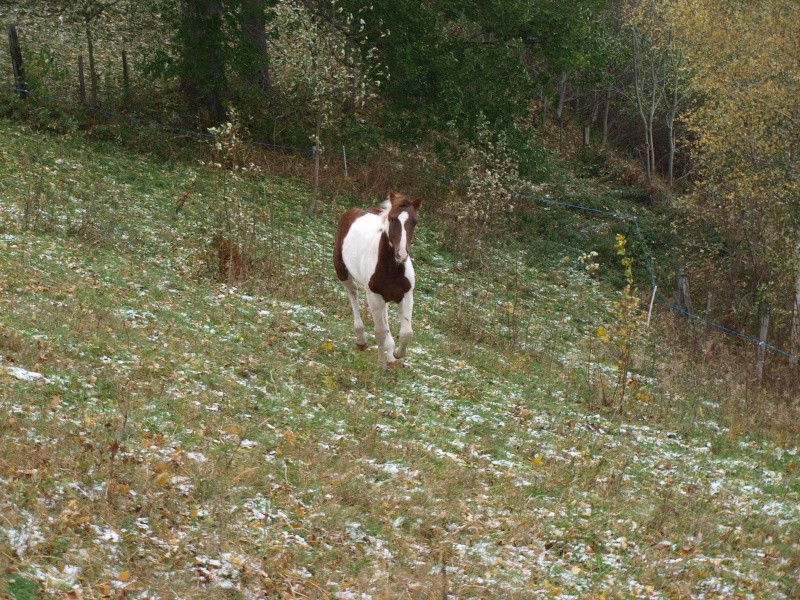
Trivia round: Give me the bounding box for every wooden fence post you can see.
[677,265,692,313]
[8,24,28,99]
[646,284,657,328]
[755,306,770,387]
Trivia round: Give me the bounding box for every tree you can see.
[78,0,129,106]
[176,0,229,123]
[623,0,688,184]
[266,0,383,213]
[666,0,800,347]
[8,0,128,106]
[240,0,271,92]
[522,0,610,141]
[148,0,277,123]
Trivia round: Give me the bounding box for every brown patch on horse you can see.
[333,207,365,281]
[368,227,412,303]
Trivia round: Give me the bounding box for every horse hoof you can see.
[387,361,404,369]
[356,342,368,351]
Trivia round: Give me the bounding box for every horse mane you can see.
[373,193,417,223]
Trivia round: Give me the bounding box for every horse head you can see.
[384,191,423,264]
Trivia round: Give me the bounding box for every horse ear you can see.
[388,191,397,204]
[413,197,424,210]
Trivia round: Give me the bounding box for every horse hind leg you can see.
[344,277,368,349]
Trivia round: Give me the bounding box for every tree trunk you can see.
[241,0,270,91]
[78,54,87,104]
[308,112,322,214]
[631,26,662,183]
[179,0,228,123]
[122,49,130,102]
[665,49,682,188]
[556,73,568,143]
[7,24,28,99]
[667,119,675,187]
[643,126,652,181]
[632,29,649,181]
[84,17,99,106]
[589,88,600,125]
[602,85,611,146]
[647,57,659,180]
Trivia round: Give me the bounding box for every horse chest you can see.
[340,217,414,303]
[369,255,412,303]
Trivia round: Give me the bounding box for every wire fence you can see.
[516,189,798,363]
[3,83,798,366]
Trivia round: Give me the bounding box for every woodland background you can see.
[2,0,799,379]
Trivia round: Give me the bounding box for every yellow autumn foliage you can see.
[664,0,799,302]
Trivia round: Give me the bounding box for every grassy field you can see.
[1,119,798,599]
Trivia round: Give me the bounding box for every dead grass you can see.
[1,120,798,599]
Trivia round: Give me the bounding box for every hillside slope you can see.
[1,121,798,599]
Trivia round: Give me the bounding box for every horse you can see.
[333,191,424,367]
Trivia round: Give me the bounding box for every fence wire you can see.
[511,190,798,363]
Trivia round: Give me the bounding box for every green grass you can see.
[1,119,798,598]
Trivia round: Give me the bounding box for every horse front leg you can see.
[393,291,414,360]
[366,292,394,367]
[343,277,367,349]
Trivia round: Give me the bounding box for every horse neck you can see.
[377,230,406,272]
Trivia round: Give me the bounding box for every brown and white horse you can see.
[333,191,423,367]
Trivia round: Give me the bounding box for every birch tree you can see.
[624,0,686,184]
[266,0,383,214]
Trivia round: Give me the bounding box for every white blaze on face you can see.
[396,211,410,263]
